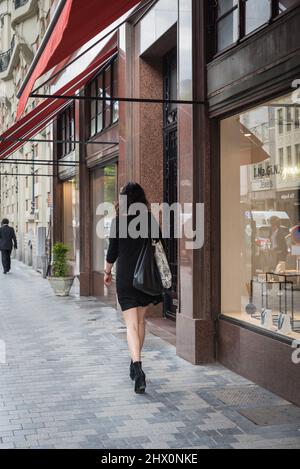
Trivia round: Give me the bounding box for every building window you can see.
[296,143,300,166]
[287,145,292,166]
[279,148,284,168]
[278,109,284,134]
[287,107,292,131]
[57,103,75,159]
[112,58,119,124]
[245,0,271,35]
[221,90,300,342]
[295,107,300,129]
[214,0,299,54]
[217,1,239,52]
[88,57,119,137]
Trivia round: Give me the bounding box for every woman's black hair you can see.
[119,182,149,212]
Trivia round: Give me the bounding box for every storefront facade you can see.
[50,0,300,405]
[206,0,300,405]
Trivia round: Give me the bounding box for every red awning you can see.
[0,45,118,160]
[17,0,140,119]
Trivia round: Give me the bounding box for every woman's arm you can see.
[104,262,114,287]
[104,218,119,287]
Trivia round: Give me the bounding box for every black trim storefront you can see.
[204,0,300,405]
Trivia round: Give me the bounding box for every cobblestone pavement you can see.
[0,261,299,449]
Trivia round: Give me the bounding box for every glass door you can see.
[163,48,178,319]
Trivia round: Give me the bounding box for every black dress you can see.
[106,212,163,312]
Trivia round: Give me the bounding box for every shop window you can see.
[57,103,75,159]
[92,164,117,276]
[214,0,299,54]
[88,57,119,137]
[63,179,77,262]
[221,91,300,341]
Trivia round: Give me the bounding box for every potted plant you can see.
[48,243,74,297]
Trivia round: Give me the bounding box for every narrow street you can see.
[0,261,299,449]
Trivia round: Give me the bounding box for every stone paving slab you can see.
[0,261,299,449]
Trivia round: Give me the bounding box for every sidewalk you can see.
[0,260,299,449]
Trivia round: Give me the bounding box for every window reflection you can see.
[221,92,300,340]
[245,0,271,35]
[87,57,118,137]
[215,0,299,54]
[140,0,177,55]
[92,165,117,275]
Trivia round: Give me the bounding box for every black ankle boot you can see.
[132,362,146,394]
[130,360,135,380]
[130,360,142,381]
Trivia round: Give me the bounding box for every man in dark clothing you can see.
[0,219,17,274]
[269,216,288,269]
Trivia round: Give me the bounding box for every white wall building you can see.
[0,0,52,272]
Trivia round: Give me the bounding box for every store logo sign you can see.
[0,340,6,364]
[253,165,280,179]
[291,340,300,365]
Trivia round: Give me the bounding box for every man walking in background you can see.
[0,219,17,274]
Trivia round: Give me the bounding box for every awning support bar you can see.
[0,160,78,166]
[30,93,205,106]
[0,172,63,177]
[0,137,119,146]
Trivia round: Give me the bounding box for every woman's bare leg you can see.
[137,306,147,354]
[123,308,140,363]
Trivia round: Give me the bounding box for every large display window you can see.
[221,91,300,339]
[92,164,117,275]
[63,179,77,262]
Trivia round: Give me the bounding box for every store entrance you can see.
[163,48,178,319]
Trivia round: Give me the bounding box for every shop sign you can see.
[253,165,280,179]
[279,192,296,201]
[252,179,273,191]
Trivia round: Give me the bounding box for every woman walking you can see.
[104,183,163,394]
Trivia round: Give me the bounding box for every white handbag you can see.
[152,240,172,290]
